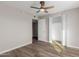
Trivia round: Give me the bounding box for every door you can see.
[49,15,67,46]
[52,16,63,44]
[38,19,48,42]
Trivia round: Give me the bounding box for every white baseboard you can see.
[67,45,79,49]
[0,42,32,54]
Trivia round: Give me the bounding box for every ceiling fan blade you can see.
[36,10,40,13]
[44,6,54,9]
[31,6,40,9]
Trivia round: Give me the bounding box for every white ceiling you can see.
[0,1,79,16]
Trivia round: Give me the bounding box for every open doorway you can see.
[32,20,38,43]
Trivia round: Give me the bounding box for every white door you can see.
[38,19,48,42]
[49,15,67,46]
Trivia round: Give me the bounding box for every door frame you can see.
[48,14,67,46]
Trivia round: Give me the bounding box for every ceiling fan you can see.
[31,1,54,13]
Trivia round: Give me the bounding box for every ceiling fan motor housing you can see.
[40,1,45,7]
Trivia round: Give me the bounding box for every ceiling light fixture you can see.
[40,9,45,12]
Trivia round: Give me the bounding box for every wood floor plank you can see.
[0,41,79,57]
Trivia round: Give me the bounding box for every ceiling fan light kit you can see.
[40,9,45,12]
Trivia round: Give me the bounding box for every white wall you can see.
[49,8,79,48]
[38,19,48,42]
[0,4,32,54]
[65,8,79,48]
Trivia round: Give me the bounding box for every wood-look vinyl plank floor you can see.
[0,41,79,57]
